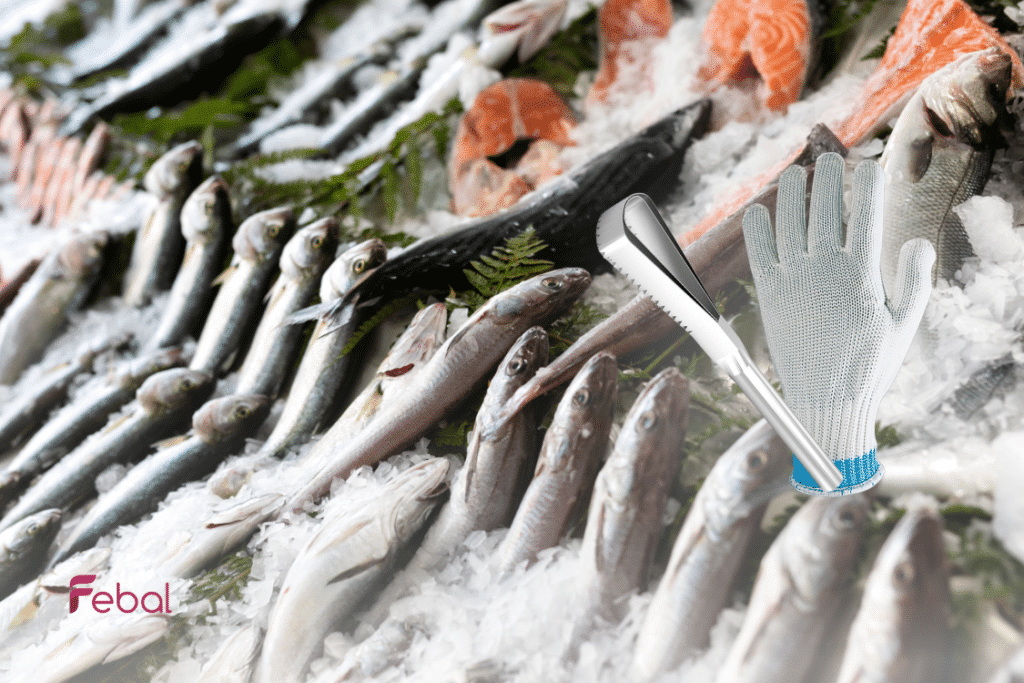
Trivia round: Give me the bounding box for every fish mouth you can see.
[924,49,1011,147]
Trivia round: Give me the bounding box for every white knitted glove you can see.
[742,152,935,495]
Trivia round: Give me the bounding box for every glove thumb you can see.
[887,238,935,329]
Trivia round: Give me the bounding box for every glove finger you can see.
[742,203,780,275]
[847,159,885,267]
[807,152,845,255]
[774,163,807,262]
[887,237,935,329]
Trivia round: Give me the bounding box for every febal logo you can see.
[69,575,173,614]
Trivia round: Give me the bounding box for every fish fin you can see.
[8,597,40,628]
[285,302,327,326]
[327,554,388,584]
[153,433,191,449]
[211,265,237,286]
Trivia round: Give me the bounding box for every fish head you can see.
[497,326,550,387]
[784,496,869,607]
[0,509,61,561]
[136,368,215,416]
[320,238,388,303]
[483,0,568,63]
[180,175,231,245]
[143,140,203,198]
[381,303,449,377]
[192,394,271,444]
[280,218,339,281]
[231,206,297,263]
[384,458,451,543]
[547,351,617,473]
[55,232,107,280]
[116,347,187,391]
[487,268,591,328]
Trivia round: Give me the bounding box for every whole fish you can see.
[629,419,792,681]
[569,367,690,654]
[253,458,450,683]
[233,219,338,397]
[197,624,261,683]
[122,140,203,306]
[0,333,127,454]
[497,351,617,574]
[0,368,215,534]
[0,346,185,509]
[363,326,549,626]
[189,206,296,374]
[880,48,1012,290]
[715,496,870,683]
[325,100,710,322]
[835,507,951,683]
[148,175,232,350]
[51,394,269,565]
[288,267,591,509]
[0,232,108,385]
[0,510,61,601]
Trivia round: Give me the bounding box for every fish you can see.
[944,353,1016,420]
[629,419,792,680]
[147,175,233,350]
[288,267,591,510]
[197,624,262,683]
[449,78,576,217]
[0,346,186,509]
[587,0,672,105]
[189,205,296,374]
[0,368,215,535]
[0,231,108,385]
[497,350,618,575]
[0,510,62,601]
[50,393,270,565]
[715,495,870,683]
[233,218,338,397]
[0,259,41,317]
[253,458,450,683]
[121,139,204,307]
[834,507,951,683]
[569,367,689,655]
[326,100,710,324]
[879,48,1012,290]
[362,326,549,626]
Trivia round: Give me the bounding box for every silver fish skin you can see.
[715,496,869,683]
[288,268,591,510]
[835,507,951,683]
[0,232,108,385]
[0,368,215,535]
[148,175,233,350]
[0,509,61,600]
[0,346,186,508]
[189,206,297,374]
[880,48,1011,290]
[253,458,450,683]
[570,368,690,653]
[197,623,261,683]
[363,326,548,626]
[122,140,203,306]
[497,350,618,575]
[233,218,338,397]
[51,394,269,565]
[630,419,793,681]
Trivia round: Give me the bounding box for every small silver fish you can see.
[0,509,61,601]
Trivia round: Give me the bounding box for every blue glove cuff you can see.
[791,450,883,496]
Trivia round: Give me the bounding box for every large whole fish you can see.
[880,48,1012,290]
[497,351,618,575]
[0,232,108,385]
[629,419,793,680]
[253,458,450,683]
[122,140,204,307]
[51,393,270,564]
[288,267,591,509]
[0,509,61,601]
[326,101,711,321]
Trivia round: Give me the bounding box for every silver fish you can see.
[835,507,951,683]
[288,268,591,510]
[148,175,233,350]
[0,346,185,508]
[189,206,296,374]
[497,350,617,575]
[0,509,61,600]
[880,48,1012,290]
[715,496,869,683]
[629,419,792,680]
[50,394,270,565]
[233,218,338,397]
[253,458,450,683]
[122,140,203,306]
[0,232,108,385]
[0,368,215,535]
[197,623,262,683]
[570,367,690,654]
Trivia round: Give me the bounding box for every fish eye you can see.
[26,523,39,534]
[508,358,524,373]
[838,509,857,527]
[267,224,281,238]
[179,378,195,390]
[574,388,590,406]
[893,560,915,586]
[746,450,768,470]
[353,259,366,273]
[640,412,657,430]
[235,406,251,419]
[312,235,324,249]
[542,278,563,290]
